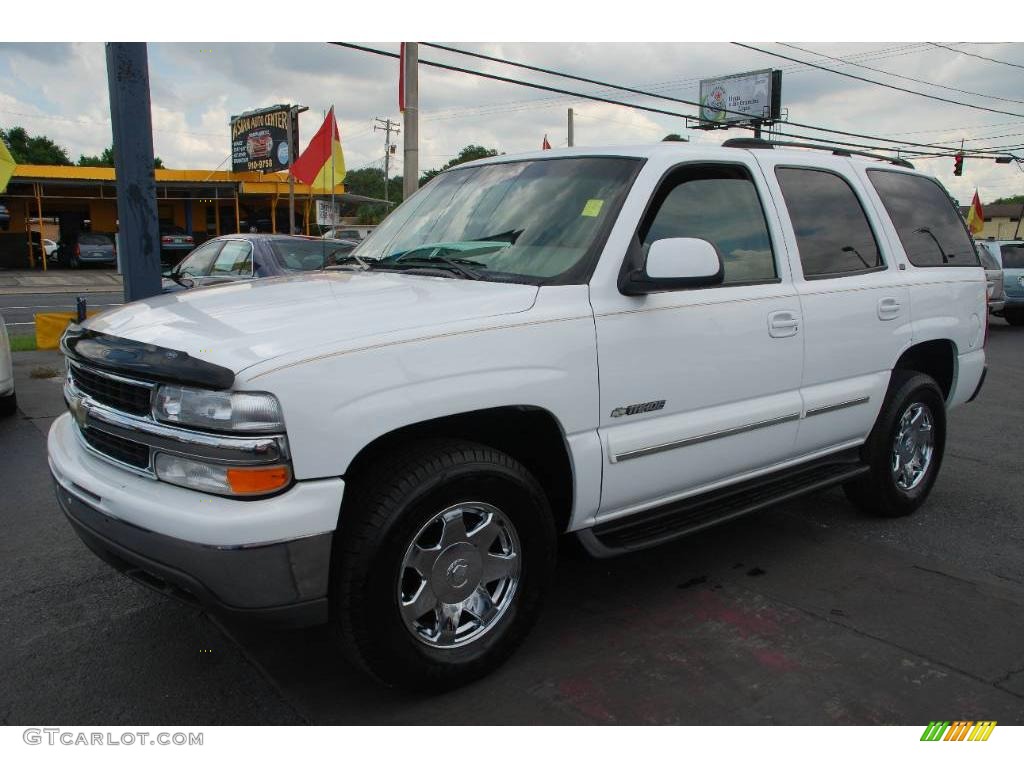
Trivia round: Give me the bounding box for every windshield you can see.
[271,238,355,271]
[1001,244,1024,269]
[352,156,640,282]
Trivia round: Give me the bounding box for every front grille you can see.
[71,364,152,416]
[81,427,150,469]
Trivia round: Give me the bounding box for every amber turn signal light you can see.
[226,465,291,495]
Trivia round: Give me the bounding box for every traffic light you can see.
[954,153,964,176]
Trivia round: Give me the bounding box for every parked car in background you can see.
[159,224,195,266]
[43,238,58,258]
[977,239,1024,325]
[323,225,375,241]
[0,313,15,417]
[63,233,116,268]
[162,233,359,292]
[975,240,1005,315]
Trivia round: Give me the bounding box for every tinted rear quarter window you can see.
[867,170,979,267]
[775,167,882,278]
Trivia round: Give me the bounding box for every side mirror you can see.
[619,237,724,295]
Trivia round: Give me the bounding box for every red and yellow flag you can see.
[291,107,346,192]
[967,189,985,236]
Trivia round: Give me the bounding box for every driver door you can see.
[590,160,805,519]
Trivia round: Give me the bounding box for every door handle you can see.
[768,310,800,338]
[877,297,902,320]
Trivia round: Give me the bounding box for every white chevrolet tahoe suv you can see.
[48,140,988,690]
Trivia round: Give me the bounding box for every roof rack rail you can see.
[722,137,914,169]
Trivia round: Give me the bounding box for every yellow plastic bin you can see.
[35,312,102,350]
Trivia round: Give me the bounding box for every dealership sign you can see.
[230,105,298,173]
[698,69,782,127]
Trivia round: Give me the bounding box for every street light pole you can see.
[402,42,419,200]
[287,104,308,234]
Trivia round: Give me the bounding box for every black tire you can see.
[0,391,16,418]
[843,371,946,517]
[331,438,557,691]
[1005,310,1024,326]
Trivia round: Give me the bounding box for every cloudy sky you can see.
[1,41,1022,205]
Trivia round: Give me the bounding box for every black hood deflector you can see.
[61,325,235,390]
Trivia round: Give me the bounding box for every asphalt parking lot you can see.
[1,320,1022,725]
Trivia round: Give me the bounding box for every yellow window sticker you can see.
[581,199,605,217]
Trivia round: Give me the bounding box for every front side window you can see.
[776,167,883,278]
[353,157,640,283]
[867,169,979,267]
[640,164,777,285]
[176,240,222,277]
[210,240,253,276]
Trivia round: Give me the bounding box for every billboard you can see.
[230,105,298,172]
[698,69,782,127]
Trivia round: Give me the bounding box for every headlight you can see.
[154,453,291,496]
[153,385,284,433]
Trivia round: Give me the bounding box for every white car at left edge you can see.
[0,313,16,417]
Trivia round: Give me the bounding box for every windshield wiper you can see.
[915,227,955,264]
[377,255,484,280]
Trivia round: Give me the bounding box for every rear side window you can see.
[867,170,979,267]
[641,164,777,285]
[775,167,882,278]
[1001,244,1024,269]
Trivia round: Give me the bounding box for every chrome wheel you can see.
[891,402,935,491]
[398,502,521,649]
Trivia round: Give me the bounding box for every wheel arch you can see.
[891,338,957,401]
[342,405,576,534]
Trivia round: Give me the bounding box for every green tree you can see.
[78,145,164,169]
[991,194,1024,206]
[420,144,499,185]
[662,133,689,142]
[0,126,72,165]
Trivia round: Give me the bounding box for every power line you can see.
[411,42,1001,154]
[732,42,1024,119]
[928,42,1024,71]
[412,43,932,127]
[777,42,1024,106]
[332,42,1017,162]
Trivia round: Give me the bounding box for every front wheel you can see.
[0,391,16,418]
[331,439,557,691]
[844,371,946,517]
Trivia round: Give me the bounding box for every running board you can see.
[578,452,869,558]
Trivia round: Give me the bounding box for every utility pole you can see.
[567,108,574,147]
[403,42,419,200]
[374,117,400,203]
[105,42,161,302]
[287,104,308,234]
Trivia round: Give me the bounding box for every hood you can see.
[84,271,539,374]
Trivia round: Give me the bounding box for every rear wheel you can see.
[0,391,16,418]
[331,439,557,691]
[844,371,946,517]
[1005,309,1024,326]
